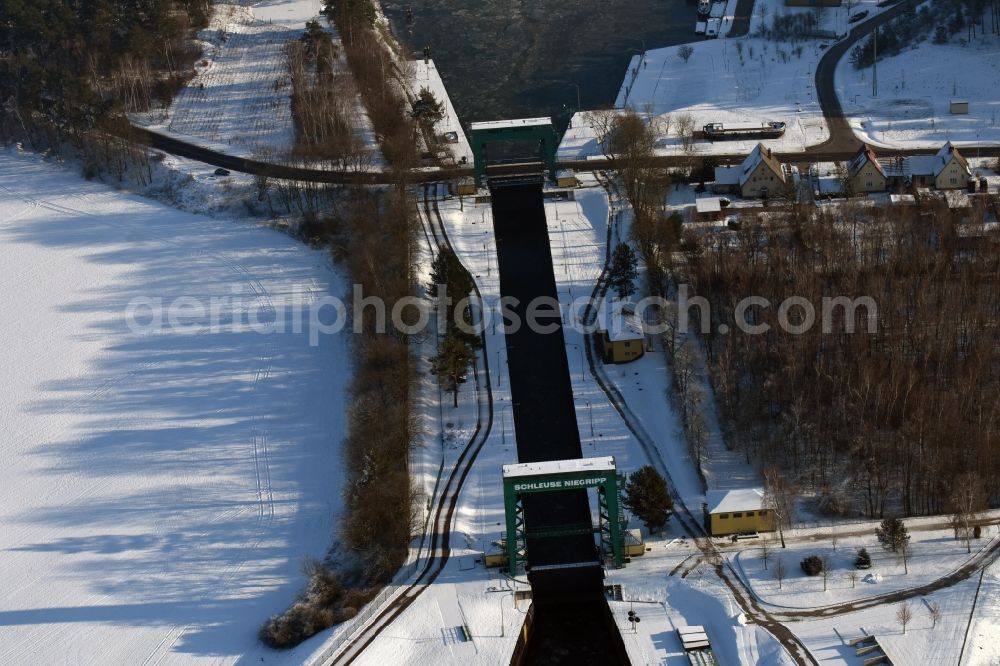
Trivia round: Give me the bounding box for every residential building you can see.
[597,302,645,364]
[865,142,973,191]
[714,143,790,199]
[846,145,886,193]
[704,488,775,536]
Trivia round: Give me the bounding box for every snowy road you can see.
[0,150,348,665]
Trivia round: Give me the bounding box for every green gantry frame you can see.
[468,117,559,187]
[501,457,625,576]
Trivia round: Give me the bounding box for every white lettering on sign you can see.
[513,478,606,492]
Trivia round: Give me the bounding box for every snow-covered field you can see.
[559,34,830,159]
[558,0,886,159]
[0,149,348,665]
[137,0,378,162]
[165,2,296,152]
[836,33,1000,149]
[734,523,1000,608]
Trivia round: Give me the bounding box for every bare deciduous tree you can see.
[763,467,795,548]
[584,109,620,159]
[950,471,987,554]
[774,556,786,589]
[896,602,912,634]
[675,112,696,155]
[927,602,941,629]
[678,45,695,63]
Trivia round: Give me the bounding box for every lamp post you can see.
[569,82,581,113]
[501,405,506,445]
[497,347,507,387]
[585,399,594,438]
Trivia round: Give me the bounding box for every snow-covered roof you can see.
[907,143,971,178]
[907,154,939,177]
[469,117,552,132]
[695,196,722,213]
[936,141,970,174]
[881,157,910,178]
[503,456,616,479]
[601,301,645,342]
[714,166,741,185]
[848,146,884,178]
[705,487,766,514]
[740,144,785,185]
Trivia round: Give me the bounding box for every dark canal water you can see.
[383,0,700,128]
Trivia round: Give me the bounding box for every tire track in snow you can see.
[0,182,284,663]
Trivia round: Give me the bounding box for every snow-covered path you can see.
[0,151,348,665]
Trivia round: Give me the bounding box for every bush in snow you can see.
[854,547,872,569]
[800,554,824,576]
[259,559,345,648]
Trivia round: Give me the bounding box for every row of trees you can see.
[261,5,425,637]
[323,0,419,170]
[428,247,478,407]
[286,21,366,162]
[682,200,1000,519]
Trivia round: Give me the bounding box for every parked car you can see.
[848,10,869,22]
[213,167,230,177]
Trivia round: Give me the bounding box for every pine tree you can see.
[428,247,477,345]
[876,517,909,553]
[623,466,673,532]
[431,332,475,407]
[608,243,638,300]
[412,88,445,124]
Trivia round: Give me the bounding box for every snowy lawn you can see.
[560,34,830,160]
[732,526,1000,608]
[0,150,347,665]
[789,574,979,665]
[836,32,1000,149]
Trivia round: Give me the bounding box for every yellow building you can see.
[704,488,775,536]
[847,146,887,194]
[624,528,646,557]
[455,177,477,196]
[713,143,791,199]
[597,303,646,364]
[555,169,578,188]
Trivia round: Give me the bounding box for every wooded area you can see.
[682,200,1000,519]
[1,0,208,144]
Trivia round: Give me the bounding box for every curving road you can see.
[810,0,926,154]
